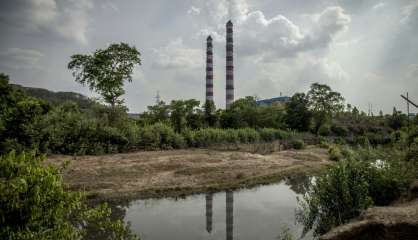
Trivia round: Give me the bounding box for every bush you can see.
[354,136,370,147]
[259,128,276,142]
[236,128,260,143]
[318,136,330,148]
[297,159,373,236]
[331,124,349,137]
[298,147,415,236]
[291,139,305,149]
[138,123,182,150]
[334,137,346,145]
[328,145,343,161]
[0,151,138,240]
[318,124,331,136]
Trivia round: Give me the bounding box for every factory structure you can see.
[204,20,289,109]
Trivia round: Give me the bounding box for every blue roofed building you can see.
[256,96,291,106]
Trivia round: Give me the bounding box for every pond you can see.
[112,176,312,240]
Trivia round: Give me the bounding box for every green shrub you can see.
[354,136,370,147]
[328,145,343,161]
[331,124,349,137]
[225,129,239,143]
[334,137,346,145]
[298,159,373,236]
[138,123,180,150]
[318,136,330,148]
[291,139,305,149]
[366,160,414,205]
[318,124,331,136]
[298,147,416,236]
[0,151,138,240]
[138,125,161,149]
[236,128,260,143]
[182,128,196,147]
[259,128,276,142]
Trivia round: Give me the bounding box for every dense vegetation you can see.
[0,151,138,240]
[2,69,415,156]
[297,127,418,237]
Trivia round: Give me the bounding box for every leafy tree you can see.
[220,96,258,128]
[0,151,138,240]
[68,43,141,108]
[285,93,312,131]
[352,106,359,116]
[169,99,201,132]
[387,107,407,130]
[138,101,170,126]
[307,83,344,132]
[0,74,50,154]
[203,100,217,127]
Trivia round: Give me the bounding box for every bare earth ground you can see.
[47,146,331,201]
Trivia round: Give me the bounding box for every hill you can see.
[11,84,93,108]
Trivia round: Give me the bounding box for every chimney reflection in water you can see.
[226,191,234,240]
[205,191,234,239]
[205,193,213,233]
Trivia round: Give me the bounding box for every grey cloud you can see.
[0,0,92,44]
[152,38,204,69]
[0,48,44,70]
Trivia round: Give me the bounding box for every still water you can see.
[118,176,311,240]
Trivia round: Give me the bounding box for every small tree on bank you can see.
[285,93,312,131]
[68,43,141,109]
[307,83,344,133]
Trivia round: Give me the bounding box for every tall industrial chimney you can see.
[225,20,234,108]
[205,35,214,102]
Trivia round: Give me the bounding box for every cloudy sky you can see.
[0,0,417,114]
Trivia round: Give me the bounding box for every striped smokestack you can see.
[226,20,234,108]
[205,35,214,102]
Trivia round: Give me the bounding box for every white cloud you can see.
[194,1,351,61]
[0,0,93,44]
[101,1,119,12]
[187,6,201,16]
[372,2,385,10]
[401,0,418,24]
[0,48,44,70]
[152,38,204,69]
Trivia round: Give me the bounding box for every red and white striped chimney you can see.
[205,35,214,102]
[226,20,234,108]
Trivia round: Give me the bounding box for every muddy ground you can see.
[48,146,331,201]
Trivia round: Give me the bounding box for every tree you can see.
[307,83,344,132]
[285,93,312,131]
[140,101,170,125]
[220,96,258,128]
[0,74,50,154]
[203,101,217,127]
[169,99,201,132]
[0,151,139,240]
[68,43,141,108]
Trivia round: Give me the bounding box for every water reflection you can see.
[205,193,213,233]
[226,191,234,240]
[205,191,234,239]
[101,177,314,240]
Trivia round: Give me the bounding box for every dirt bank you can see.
[48,146,331,201]
[320,181,418,240]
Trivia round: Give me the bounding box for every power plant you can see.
[205,36,214,102]
[204,20,235,108]
[225,20,234,108]
[204,20,288,109]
